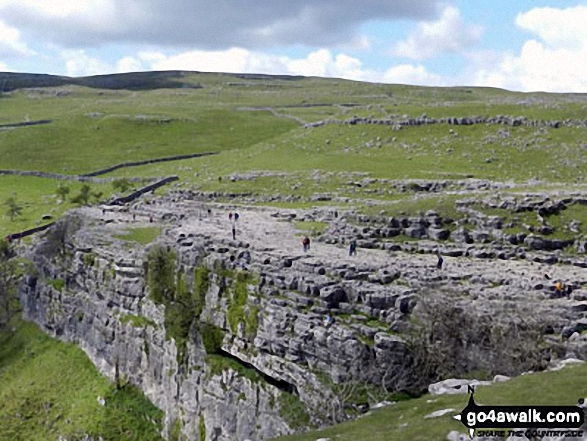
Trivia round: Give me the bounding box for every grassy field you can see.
[273,363,587,441]
[2,71,586,238]
[0,175,115,238]
[0,317,164,441]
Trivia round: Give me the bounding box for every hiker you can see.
[349,240,357,256]
[207,208,212,217]
[230,213,237,240]
[323,315,334,328]
[302,236,310,252]
[436,251,444,270]
[234,212,239,221]
[149,215,153,223]
[555,281,564,295]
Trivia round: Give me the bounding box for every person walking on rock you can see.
[230,213,237,240]
[302,236,310,252]
[436,250,444,270]
[349,239,357,256]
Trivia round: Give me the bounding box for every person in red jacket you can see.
[302,236,310,252]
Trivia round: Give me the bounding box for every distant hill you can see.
[0,70,205,92]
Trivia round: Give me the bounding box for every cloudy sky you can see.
[0,0,586,92]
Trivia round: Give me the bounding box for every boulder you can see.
[319,286,348,307]
[425,408,456,419]
[428,379,492,395]
[429,228,450,241]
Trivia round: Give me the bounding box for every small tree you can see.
[56,184,70,202]
[71,184,91,206]
[112,178,132,194]
[4,194,22,221]
[92,191,104,203]
[38,215,81,261]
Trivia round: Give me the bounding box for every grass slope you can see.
[1,72,586,235]
[0,317,164,441]
[0,176,115,238]
[274,363,587,441]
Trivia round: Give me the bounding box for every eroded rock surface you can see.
[18,193,587,440]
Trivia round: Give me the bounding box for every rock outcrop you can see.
[17,195,587,440]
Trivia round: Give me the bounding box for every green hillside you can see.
[0,317,164,441]
[274,363,587,441]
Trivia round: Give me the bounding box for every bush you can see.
[48,278,65,292]
[82,252,96,267]
[112,178,132,194]
[193,266,209,317]
[401,292,551,393]
[147,245,176,304]
[278,392,310,429]
[71,184,92,206]
[38,215,81,260]
[227,271,251,334]
[201,322,224,354]
[199,414,206,441]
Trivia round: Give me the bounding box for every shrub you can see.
[402,291,551,393]
[147,245,176,304]
[278,392,310,429]
[71,184,92,206]
[193,266,209,317]
[82,252,96,267]
[201,322,224,354]
[199,414,206,441]
[227,271,251,334]
[38,215,81,260]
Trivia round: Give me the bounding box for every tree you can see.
[112,178,132,194]
[0,239,20,329]
[56,184,70,202]
[4,193,22,221]
[71,184,91,206]
[92,191,104,203]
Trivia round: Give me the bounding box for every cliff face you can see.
[19,235,295,440]
[18,207,408,440]
[18,195,587,440]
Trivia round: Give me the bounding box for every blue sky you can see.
[0,0,586,92]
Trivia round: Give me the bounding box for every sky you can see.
[0,0,586,92]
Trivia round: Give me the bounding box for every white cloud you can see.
[116,56,145,73]
[382,64,445,86]
[143,48,370,82]
[135,47,446,87]
[0,18,34,58]
[393,6,482,60]
[470,5,587,92]
[0,61,8,70]
[516,6,587,48]
[473,41,587,93]
[61,50,110,77]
